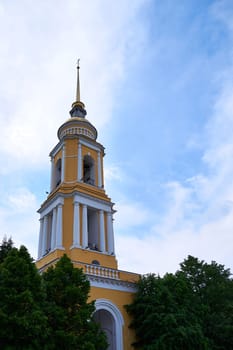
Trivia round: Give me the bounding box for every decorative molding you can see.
[60,126,95,140]
[79,138,102,152]
[88,275,137,292]
[73,193,112,212]
[38,196,64,217]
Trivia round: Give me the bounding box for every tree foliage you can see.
[42,255,107,350]
[0,239,107,350]
[0,245,48,349]
[126,255,233,350]
[0,236,14,263]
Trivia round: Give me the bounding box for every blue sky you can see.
[0,0,233,274]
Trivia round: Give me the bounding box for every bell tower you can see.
[37,62,116,269]
[36,62,139,350]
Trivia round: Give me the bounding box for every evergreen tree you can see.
[0,246,48,349]
[42,255,107,350]
[0,236,14,263]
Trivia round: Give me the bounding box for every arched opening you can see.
[94,299,124,350]
[94,310,115,349]
[83,155,95,185]
[55,158,62,187]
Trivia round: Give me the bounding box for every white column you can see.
[42,215,48,256]
[61,144,66,182]
[77,142,82,181]
[97,151,102,187]
[107,212,115,254]
[51,207,57,251]
[50,156,55,191]
[99,210,106,252]
[72,201,80,247]
[82,204,88,248]
[56,204,63,249]
[38,218,43,259]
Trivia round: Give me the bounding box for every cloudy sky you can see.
[1,0,233,275]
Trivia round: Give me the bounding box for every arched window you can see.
[92,260,100,265]
[55,158,62,187]
[94,299,124,350]
[83,155,95,185]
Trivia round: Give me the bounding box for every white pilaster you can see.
[97,151,102,187]
[56,204,64,249]
[51,207,57,251]
[77,142,82,181]
[82,204,88,248]
[99,210,106,252]
[38,218,43,259]
[50,156,55,191]
[61,144,66,182]
[42,215,48,256]
[72,201,80,247]
[107,213,115,254]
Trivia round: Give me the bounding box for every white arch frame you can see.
[94,298,124,350]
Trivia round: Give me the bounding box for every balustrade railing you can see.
[73,261,119,279]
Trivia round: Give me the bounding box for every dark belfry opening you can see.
[87,208,98,250]
[83,155,95,185]
[55,158,62,187]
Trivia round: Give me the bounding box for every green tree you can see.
[126,256,233,350]
[126,272,208,350]
[178,256,233,350]
[0,236,14,263]
[42,254,107,350]
[0,245,48,349]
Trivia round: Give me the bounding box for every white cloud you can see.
[0,0,149,172]
[114,2,233,275]
[8,188,37,213]
[116,70,233,275]
[115,200,151,230]
[0,187,39,258]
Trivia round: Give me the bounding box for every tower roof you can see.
[69,59,87,118]
[57,60,97,141]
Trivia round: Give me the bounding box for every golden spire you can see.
[70,59,86,118]
[76,59,81,102]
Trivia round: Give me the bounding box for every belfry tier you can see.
[37,94,117,270]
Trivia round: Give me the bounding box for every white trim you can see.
[97,151,102,187]
[77,142,82,181]
[82,204,88,248]
[61,145,65,182]
[39,196,64,217]
[50,156,55,191]
[38,218,43,259]
[55,203,64,249]
[89,276,137,293]
[79,138,101,152]
[107,212,115,254]
[72,201,80,247]
[42,216,48,256]
[51,207,57,250]
[74,194,111,212]
[99,210,105,252]
[94,299,124,350]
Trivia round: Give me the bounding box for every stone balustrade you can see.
[73,261,119,279]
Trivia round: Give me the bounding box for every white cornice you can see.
[88,274,137,292]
